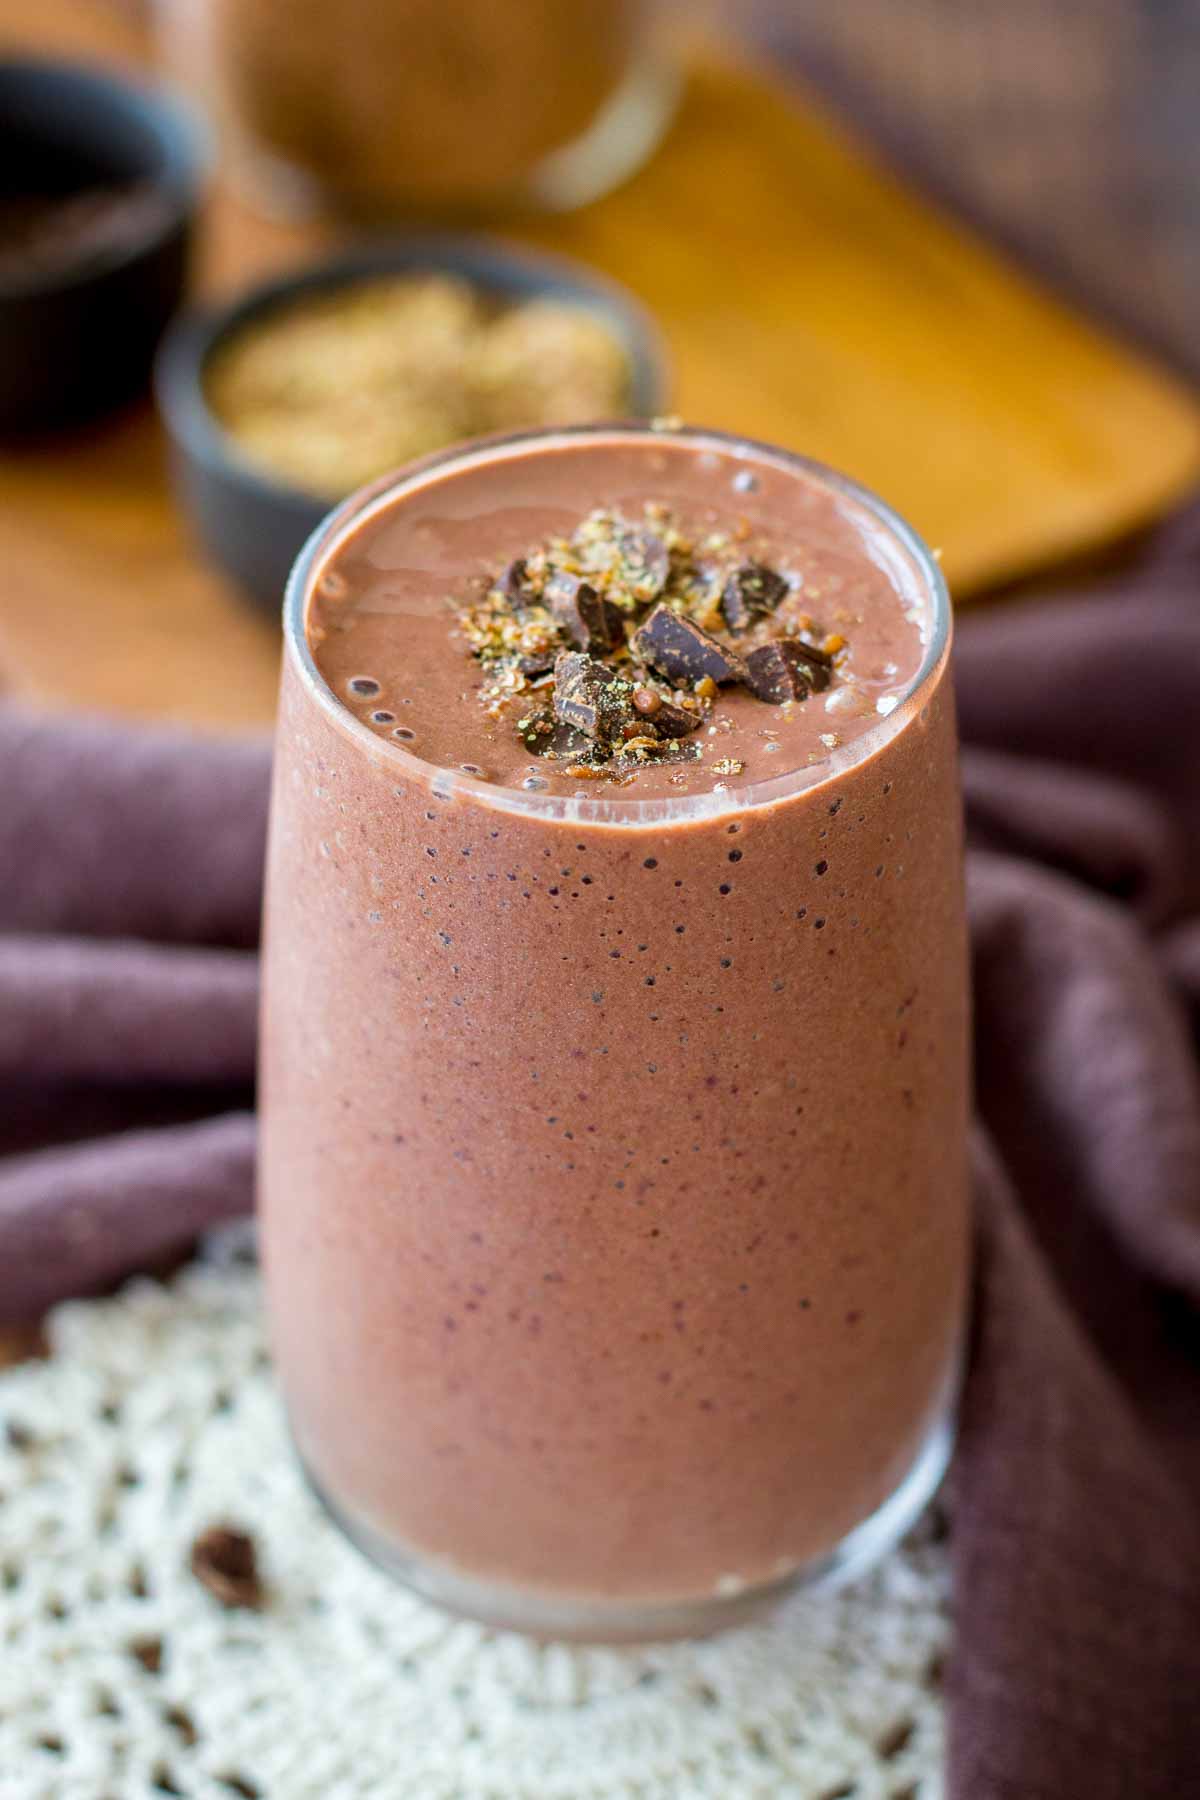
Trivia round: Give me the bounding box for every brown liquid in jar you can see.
[201,0,644,212]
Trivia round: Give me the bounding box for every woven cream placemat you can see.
[0,1256,949,1800]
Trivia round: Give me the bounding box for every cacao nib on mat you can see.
[189,1524,265,1611]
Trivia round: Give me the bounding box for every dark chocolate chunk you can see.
[633,604,743,687]
[545,571,624,653]
[789,638,833,690]
[743,639,829,704]
[518,708,556,751]
[498,557,533,604]
[189,1525,264,1610]
[652,700,703,739]
[630,686,699,737]
[518,707,593,760]
[721,561,789,630]
[553,651,635,744]
[617,527,670,602]
[517,650,557,679]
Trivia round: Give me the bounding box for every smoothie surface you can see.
[307,431,931,804]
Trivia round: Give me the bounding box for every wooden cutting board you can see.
[0,0,1197,731]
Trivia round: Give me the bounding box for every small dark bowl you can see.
[0,59,204,433]
[154,236,669,613]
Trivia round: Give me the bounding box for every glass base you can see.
[302,1402,955,1645]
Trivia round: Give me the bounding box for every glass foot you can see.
[301,1401,955,1645]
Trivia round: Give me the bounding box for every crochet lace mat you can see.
[0,1260,949,1800]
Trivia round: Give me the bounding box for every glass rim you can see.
[282,422,952,830]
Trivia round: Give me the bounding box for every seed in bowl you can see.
[205,273,633,498]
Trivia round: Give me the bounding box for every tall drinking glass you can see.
[259,424,969,1640]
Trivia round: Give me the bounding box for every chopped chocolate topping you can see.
[690,557,724,605]
[517,650,557,679]
[616,526,670,603]
[744,639,828,704]
[553,651,636,746]
[721,561,789,630]
[789,638,834,690]
[652,700,704,739]
[189,1525,264,1611]
[545,571,625,653]
[518,707,593,759]
[634,605,743,687]
[499,557,533,604]
[455,503,851,784]
[517,707,555,751]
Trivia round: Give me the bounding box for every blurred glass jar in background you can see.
[160,0,675,219]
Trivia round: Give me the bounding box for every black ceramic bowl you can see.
[0,59,204,433]
[154,236,669,613]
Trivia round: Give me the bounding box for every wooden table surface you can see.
[743,0,1200,384]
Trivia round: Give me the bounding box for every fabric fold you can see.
[0,935,259,1086]
[952,1132,1200,1800]
[0,1112,255,1322]
[954,584,1200,902]
[0,707,270,947]
[963,748,1186,925]
[969,852,1200,1306]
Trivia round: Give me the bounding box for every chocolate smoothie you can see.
[260,424,969,1639]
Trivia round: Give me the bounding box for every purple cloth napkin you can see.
[1,527,1198,1795]
[0,713,266,1309]
[948,531,1200,1799]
